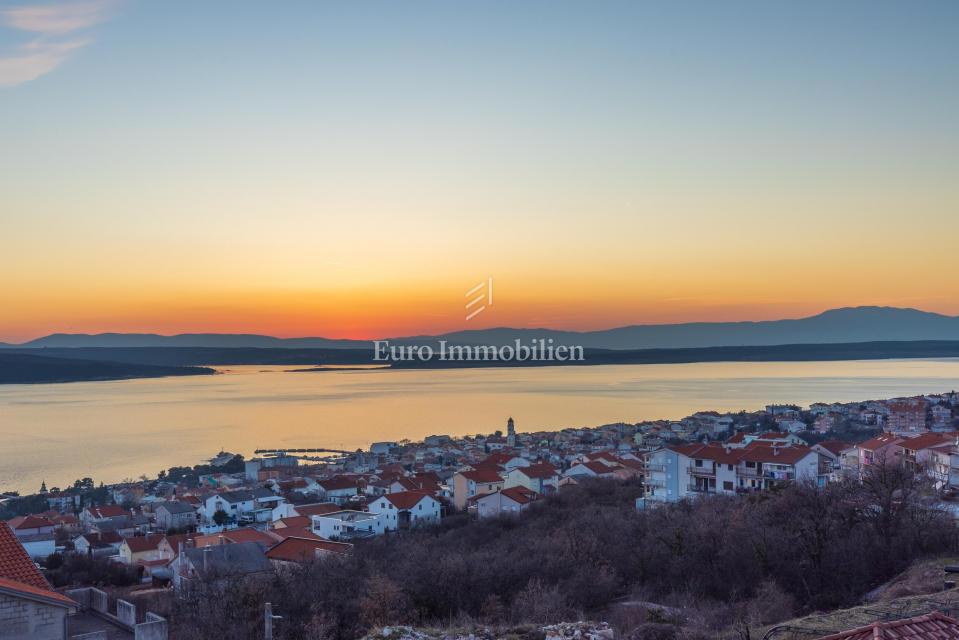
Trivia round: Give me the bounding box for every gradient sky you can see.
[1,1,957,342]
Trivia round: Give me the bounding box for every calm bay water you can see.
[2,359,959,493]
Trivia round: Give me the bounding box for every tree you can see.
[359,575,410,627]
[212,509,230,526]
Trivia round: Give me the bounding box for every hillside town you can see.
[2,390,959,639]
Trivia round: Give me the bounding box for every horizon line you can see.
[3,304,953,346]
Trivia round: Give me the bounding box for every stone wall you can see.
[0,592,68,640]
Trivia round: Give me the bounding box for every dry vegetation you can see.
[171,467,958,640]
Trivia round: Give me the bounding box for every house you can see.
[370,442,398,455]
[842,433,904,475]
[5,516,54,538]
[311,477,362,505]
[192,527,281,549]
[482,452,530,472]
[44,492,79,513]
[154,501,198,531]
[268,521,323,542]
[311,511,387,540]
[811,440,848,481]
[265,537,352,566]
[157,533,197,562]
[564,460,620,479]
[886,399,928,434]
[476,486,541,518]
[452,467,505,510]
[931,405,954,431]
[118,534,165,565]
[202,488,285,525]
[503,463,559,494]
[72,531,122,557]
[0,521,77,639]
[367,491,441,530]
[736,443,820,491]
[171,541,273,593]
[4,516,57,559]
[79,504,129,530]
[642,441,820,503]
[46,514,79,535]
[271,501,339,522]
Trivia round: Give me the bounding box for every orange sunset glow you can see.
[2,2,957,344]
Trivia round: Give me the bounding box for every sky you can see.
[1,1,957,342]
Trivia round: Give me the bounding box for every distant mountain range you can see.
[5,307,959,351]
[0,352,214,384]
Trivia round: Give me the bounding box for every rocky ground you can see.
[363,622,615,640]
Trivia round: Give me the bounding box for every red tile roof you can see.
[0,576,76,608]
[316,477,359,491]
[381,491,434,510]
[294,503,340,517]
[500,486,541,505]
[858,433,904,452]
[160,533,197,557]
[815,611,959,640]
[0,522,49,591]
[587,451,620,463]
[461,468,504,483]
[223,528,282,546]
[518,463,559,479]
[817,440,851,456]
[578,461,618,475]
[739,443,815,465]
[270,526,322,541]
[122,534,164,553]
[86,505,128,519]
[275,516,311,529]
[900,432,959,452]
[5,515,54,531]
[265,537,352,562]
[80,531,122,546]
[391,477,419,491]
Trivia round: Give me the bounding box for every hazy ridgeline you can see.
[169,468,956,640]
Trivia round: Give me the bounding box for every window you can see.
[723,481,733,491]
[695,459,703,467]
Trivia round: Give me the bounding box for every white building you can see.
[311,510,387,540]
[503,463,559,494]
[368,491,441,530]
[202,488,285,525]
[476,486,540,518]
[642,441,821,504]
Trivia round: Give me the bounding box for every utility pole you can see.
[265,602,282,639]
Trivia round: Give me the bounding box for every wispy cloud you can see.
[0,0,119,88]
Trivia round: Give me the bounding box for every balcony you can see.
[687,466,715,477]
[645,464,666,473]
[643,478,665,488]
[687,484,715,494]
[763,471,794,481]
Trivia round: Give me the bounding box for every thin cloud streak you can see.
[3,0,116,34]
[0,0,118,88]
[0,38,90,87]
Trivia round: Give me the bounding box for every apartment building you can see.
[643,441,820,504]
